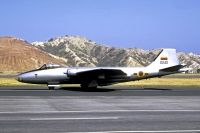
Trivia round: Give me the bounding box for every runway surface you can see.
[0,86,200,133]
[1,86,200,96]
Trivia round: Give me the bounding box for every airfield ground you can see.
[0,74,199,88]
[0,74,199,132]
[0,86,200,132]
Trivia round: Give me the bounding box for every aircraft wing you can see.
[69,68,127,79]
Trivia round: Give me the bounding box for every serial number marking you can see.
[160,61,168,64]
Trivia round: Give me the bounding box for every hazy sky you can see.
[0,0,200,53]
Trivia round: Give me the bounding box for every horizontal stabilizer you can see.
[159,64,186,72]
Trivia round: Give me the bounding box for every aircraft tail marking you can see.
[148,49,180,70]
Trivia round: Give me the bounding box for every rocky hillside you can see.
[32,36,162,67]
[0,37,66,72]
[178,52,200,72]
[32,35,200,72]
[0,35,199,73]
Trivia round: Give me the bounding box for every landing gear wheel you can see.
[80,84,97,89]
[81,80,98,89]
[80,84,88,89]
[48,87,55,90]
[47,84,60,90]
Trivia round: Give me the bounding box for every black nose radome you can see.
[17,74,23,82]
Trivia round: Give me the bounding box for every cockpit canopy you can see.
[39,64,61,70]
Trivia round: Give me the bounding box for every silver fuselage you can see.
[17,49,186,88]
[17,66,177,86]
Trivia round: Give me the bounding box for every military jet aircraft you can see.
[17,49,186,90]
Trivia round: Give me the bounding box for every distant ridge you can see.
[0,35,199,73]
[32,36,151,67]
[32,35,200,73]
[0,36,66,72]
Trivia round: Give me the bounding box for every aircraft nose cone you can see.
[17,74,23,82]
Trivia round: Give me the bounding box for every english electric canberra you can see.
[17,49,187,89]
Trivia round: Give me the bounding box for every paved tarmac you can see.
[0,86,200,133]
[0,86,200,96]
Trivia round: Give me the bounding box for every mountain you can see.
[0,37,66,72]
[32,36,151,67]
[178,52,200,72]
[32,35,200,72]
[0,35,199,73]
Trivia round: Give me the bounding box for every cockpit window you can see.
[39,64,61,70]
[39,64,47,70]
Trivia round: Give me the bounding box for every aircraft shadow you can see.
[60,87,172,92]
[142,88,172,91]
[60,87,116,92]
[0,86,172,92]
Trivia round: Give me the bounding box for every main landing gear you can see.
[80,80,98,89]
[47,85,60,90]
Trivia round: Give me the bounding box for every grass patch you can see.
[0,71,20,75]
[163,74,200,79]
[0,76,199,88]
[115,78,200,88]
[0,78,41,86]
[0,78,78,87]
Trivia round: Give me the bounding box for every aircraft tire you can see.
[48,87,55,90]
[80,84,97,89]
[80,84,88,89]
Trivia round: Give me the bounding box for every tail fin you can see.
[148,49,180,70]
